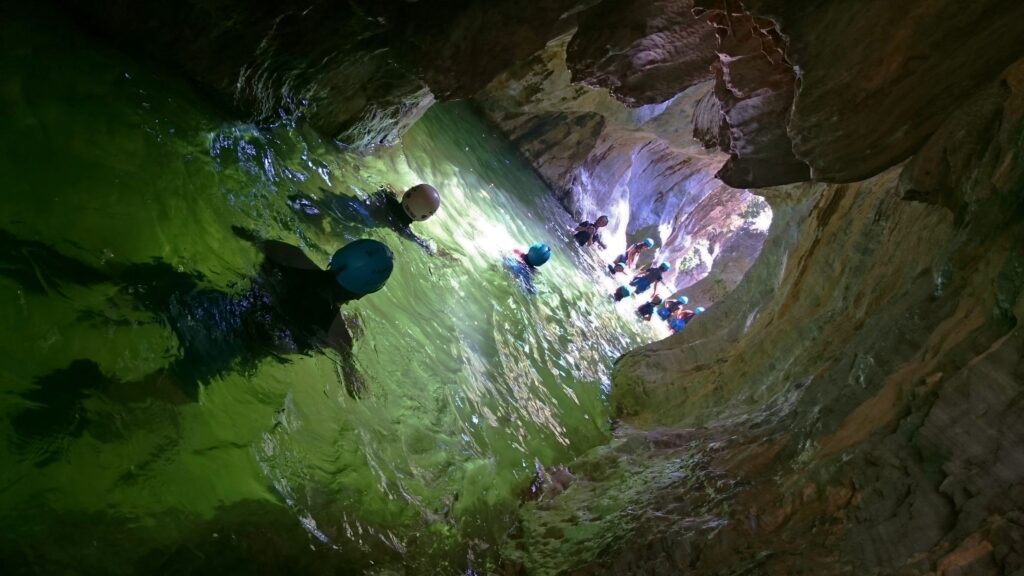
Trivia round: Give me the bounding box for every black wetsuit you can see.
[663,300,683,316]
[629,267,664,293]
[0,229,367,417]
[637,299,664,319]
[574,221,606,249]
[290,187,433,254]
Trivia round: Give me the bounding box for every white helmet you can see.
[401,184,441,222]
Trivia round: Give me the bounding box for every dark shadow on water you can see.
[1,229,368,445]
[0,229,111,295]
[0,499,382,576]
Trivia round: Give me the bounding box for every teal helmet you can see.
[658,262,670,271]
[677,295,689,305]
[695,306,706,314]
[329,239,394,295]
[615,285,631,297]
[643,238,654,248]
[526,243,551,267]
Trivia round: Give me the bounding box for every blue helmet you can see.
[658,262,670,272]
[616,285,631,297]
[526,243,551,267]
[677,295,689,305]
[329,239,394,296]
[695,306,706,314]
[643,238,654,248]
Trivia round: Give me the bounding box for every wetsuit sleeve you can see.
[262,240,322,271]
[232,226,323,271]
[400,228,435,255]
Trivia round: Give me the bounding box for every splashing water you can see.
[0,8,655,574]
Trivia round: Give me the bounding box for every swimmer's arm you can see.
[402,229,436,256]
[232,226,321,271]
[262,240,322,270]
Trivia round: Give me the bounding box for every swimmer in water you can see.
[612,285,632,302]
[635,294,663,321]
[609,238,654,275]
[289,183,443,255]
[573,215,608,249]
[629,261,670,295]
[506,243,551,294]
[669,306,705,333]
[0,227,393,411]
[658,295,689,321]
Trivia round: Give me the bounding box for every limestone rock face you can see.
[476,37,766,304]
[695,0,1024,184]
[565,0,717,107]
[704,11,809,188]
[504,59,1024,575]
[558,0,1024,188]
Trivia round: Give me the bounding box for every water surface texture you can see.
[0,9,654,574]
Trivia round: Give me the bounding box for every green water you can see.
[0,8,654,574]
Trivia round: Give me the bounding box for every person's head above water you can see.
[525,243,551,267]
[695,306,706,314]
[401,184,441,222]
[329,239,394,296]
[658,262,670,272]
[596,215,609,227]
[643,238,654,248]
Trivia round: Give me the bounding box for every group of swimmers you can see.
[568,212,706,334]
[2,182,701,415]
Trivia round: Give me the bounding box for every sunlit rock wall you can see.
[501,59,1024,576]
[475,37,768,304]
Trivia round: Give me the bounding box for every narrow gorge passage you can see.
[3,0,1024,575]
[0,9,686,574]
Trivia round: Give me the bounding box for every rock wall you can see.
[56,0,587,148]
[501,58,1024,575]
[475,36,767,304]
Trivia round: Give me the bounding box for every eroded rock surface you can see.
[503,59,1024,575]
[477,37,766,304]
[59,0,584,148]
[695,0,1024,184]
[566,0,717,107]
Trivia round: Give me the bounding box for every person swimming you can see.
[628,261,670,295]
[609,237,654,275]
[573,215,608,249]
[289,183,442,255]
[658,295,689,320]
[635,294,663,321]
[669,306,705,333]
[505,242,551,295]
[0,227,393,408]
[612,285,632,302]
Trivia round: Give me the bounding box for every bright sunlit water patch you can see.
[0,7,657,574]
